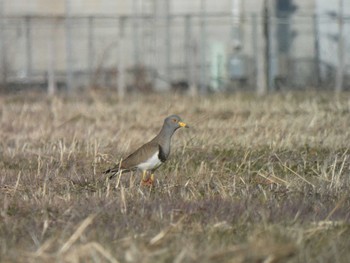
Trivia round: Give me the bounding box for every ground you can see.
[0,91,350,263]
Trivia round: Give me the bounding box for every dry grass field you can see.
[1,91,350,263]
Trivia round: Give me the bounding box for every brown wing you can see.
[104,140,159,179]
[120,141,159,170]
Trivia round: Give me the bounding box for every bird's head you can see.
[164,115,189,130]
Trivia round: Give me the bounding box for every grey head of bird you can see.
[163,114,189,131]
[154,114,189,153]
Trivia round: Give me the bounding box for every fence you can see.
[0,12,349,95]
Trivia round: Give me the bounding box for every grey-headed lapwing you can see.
[104,115,189,185]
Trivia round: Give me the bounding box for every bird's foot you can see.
[141,178,154,186]
[141,174,155,187]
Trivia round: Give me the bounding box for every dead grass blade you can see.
[173,248,188,263]
[149,215,186,246]
[115,159,124,189]
[59,214,96,254]
[275,154,315,188]
[13,171,22,194]
[35,237,55,256]
[325,195,348,221]
[208,242,296,263]
[257,171,290,186]
[64,242,120,263]
[304,220,346,239]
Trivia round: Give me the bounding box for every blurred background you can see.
[0,0,349,95]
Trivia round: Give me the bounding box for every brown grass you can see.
[1,91,350,263]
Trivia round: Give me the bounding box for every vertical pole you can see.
[47,21,56,96]
[184,15,191,84]
[199,0,207,94]
[132,0,140,66]
[313,13,320,87]
[0,0,7,87]
[25,16,32,78]
[335,0,344,93]
[267,0,275,91]
[65,0,73,92]
[231,0,241,51]
[185,15,198,96]
[165,0,171,82]
[118,17,126,98]
[256,5,268,95]
[252,14,260,94]
[151,0,157,85]
[88,16,94,87]
[264,0,271,92]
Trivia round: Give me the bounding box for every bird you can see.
[104,114,189,185]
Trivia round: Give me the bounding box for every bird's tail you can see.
[103,165,121,179]
[104,163,130,179]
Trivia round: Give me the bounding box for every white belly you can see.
[136,152,162,171]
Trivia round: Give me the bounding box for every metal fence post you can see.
[118,17,126,98]
[262,0,271,93]
[184,15,190,83]
[0,0,7,87]
[88,16,94,87]
[335,0,344,93]
[200,0,207,94]
[256,10,268,95]
[47,21,56,96]
[267,0,276,92]
[313,13,320,87]
[65,0,73,92]
[25,16,32,78]
[151,3,157,86]
[185,15,198,96]
[132,0,140,66]
[252,14,259,94]
[165,0,171,82]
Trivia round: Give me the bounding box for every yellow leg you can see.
[142,170,147,181]
[141,172,155,186]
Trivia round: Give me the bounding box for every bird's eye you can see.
[172,119,177,122]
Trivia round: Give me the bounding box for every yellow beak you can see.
[178,121,189,128]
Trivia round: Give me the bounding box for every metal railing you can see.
[0,12,349,95]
